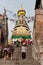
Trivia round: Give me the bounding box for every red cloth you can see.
[27,40,31,45]
[22,39,26,43]
[22,39,27,45]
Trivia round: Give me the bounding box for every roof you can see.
[35,0,41,9]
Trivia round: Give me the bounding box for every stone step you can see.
[0,58,40,65]
[0,59,15,65]
[0,45,41,65]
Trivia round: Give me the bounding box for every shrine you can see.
[11,6,31,39]
[0,10,8,46]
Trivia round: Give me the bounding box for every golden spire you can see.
[20,4,23,10]
[17,5,26,16]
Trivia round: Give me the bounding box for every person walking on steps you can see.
[21,45,27,59]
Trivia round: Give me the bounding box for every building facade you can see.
[32,0,43,64]
[0,14,8,46]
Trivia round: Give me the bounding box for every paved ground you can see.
[0,45,41,65]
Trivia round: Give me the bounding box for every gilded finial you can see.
[17,5,26,16]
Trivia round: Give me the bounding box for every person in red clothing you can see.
[27,40,31,45]
[22,39,27,46]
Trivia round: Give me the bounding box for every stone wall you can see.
[0,15,8,46]
[32,9,43,64]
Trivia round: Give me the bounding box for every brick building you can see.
[32,0,43,65]
[0,13,8,46]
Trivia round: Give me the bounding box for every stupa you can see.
[11,6,31,39]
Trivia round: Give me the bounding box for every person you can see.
[21,45,27,59]
[27,40,31,45]
[31,41,33,45]
[22,39,27,46]
[16,40,19,47]
[10,46,14,60]
[7,47,10,59]
[3,47,8,60]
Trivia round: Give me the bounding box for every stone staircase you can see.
[19,45,40,65]
[0,45,41,65]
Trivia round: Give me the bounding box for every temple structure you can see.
[32,0,43,65]
[11,6,31,39]
[0,9,8,46]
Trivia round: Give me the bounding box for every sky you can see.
[0,0,36,39]
[0,0,36,16]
